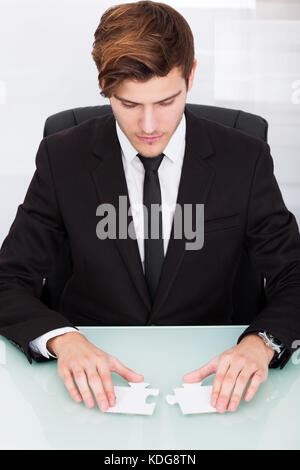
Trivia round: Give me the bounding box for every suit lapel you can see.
[90,113,151,312]
[89,106,215,320]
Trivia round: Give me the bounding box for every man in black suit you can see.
[0,1,300,414]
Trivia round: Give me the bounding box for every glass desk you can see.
[0,325,299,450]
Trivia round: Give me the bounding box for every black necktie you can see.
[137,152,165,302]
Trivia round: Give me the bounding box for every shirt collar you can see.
[115,112,186,164]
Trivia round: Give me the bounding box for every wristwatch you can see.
[257,331,289,368]
[257,331,284,355]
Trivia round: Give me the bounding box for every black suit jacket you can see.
[0,106,300,366]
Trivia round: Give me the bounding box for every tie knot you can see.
[137,153,165,172]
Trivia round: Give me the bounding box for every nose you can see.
[139,107,159,135]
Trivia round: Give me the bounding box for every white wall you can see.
[0,0,299,244]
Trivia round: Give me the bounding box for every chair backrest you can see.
[42,103,268,324]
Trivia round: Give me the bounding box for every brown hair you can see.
[91,1,195,98]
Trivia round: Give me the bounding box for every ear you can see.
[187,59,197,92]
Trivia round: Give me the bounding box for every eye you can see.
[121,102,137,109]
[160,100,174,106]
[121,99,175,109]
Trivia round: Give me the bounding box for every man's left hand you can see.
[182,334,275,413]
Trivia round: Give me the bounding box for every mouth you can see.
[137,135,163,143]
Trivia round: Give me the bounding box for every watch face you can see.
[259,332,283,354]
[269,334,282,346]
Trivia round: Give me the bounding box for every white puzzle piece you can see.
[166,382,217,414]
[104,382,159,415]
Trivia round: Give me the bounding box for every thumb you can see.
[114,358,144,382]
[182,358,218,383]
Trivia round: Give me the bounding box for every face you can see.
[109,60,197,157]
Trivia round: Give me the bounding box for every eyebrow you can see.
[113,90,183,105]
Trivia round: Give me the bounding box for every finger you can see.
[183,357,219,383]
[211,356,231,409]
[214,362,247,413]
[97,366,116,408]
[59,367,82,404]
[244,371,266,403]
[227,366,256,412]
[112,358,144,382]
[86,368,110,411]
[73,369,95,408]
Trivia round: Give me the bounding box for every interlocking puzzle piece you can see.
[166,382,217,414]
[104,382,159,415]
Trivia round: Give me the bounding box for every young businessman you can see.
[0,1,300,415]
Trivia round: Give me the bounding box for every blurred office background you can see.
[0,0,299,243]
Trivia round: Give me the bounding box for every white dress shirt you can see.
[29,112,186,358]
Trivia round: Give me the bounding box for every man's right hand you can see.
[47,331,144,411]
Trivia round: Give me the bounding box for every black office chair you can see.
[41,103,268,325]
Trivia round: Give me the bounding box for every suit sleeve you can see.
[0,138,76,363]
[237,142,300,368]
